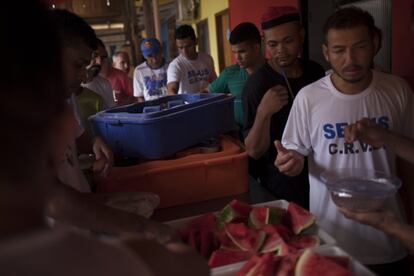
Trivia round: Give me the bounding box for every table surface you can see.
[153,176,276,222]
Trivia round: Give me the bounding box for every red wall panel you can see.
[392,0,414,89]
[229,0,299,32]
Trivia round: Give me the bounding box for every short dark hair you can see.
[229,22,261,45]
[175,25,196,41]
[49,9,98,50]
[323,7,377,43]
[96,38,105,48]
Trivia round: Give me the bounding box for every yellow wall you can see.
[198,0,229,73]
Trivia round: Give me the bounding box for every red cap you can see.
[261,6,300,30]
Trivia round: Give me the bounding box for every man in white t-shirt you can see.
[167,25,216,94]
[134,38,168,102]
[81,45,117,109]
[274,7,414,274]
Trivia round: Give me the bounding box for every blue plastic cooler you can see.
[89,93,235,159]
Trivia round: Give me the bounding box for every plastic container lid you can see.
[320,168,401,198]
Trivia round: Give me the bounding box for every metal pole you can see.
[152,0,161,41]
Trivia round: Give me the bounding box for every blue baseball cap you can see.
[141,38,161,57]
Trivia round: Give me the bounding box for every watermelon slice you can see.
[288,235,320,250]
[249,207,285,229]
[275,253,300,276]
[225,223,266,252]
[295,249,352,276]
[217,199,252,227]
[263,224,294,242]
[276,241,298,256]
[208,249,254,268]
[260,232,284,253]
[287,202,315,234]
[237,253,274,276]
[199,229,218,258]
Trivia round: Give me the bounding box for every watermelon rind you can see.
[225,223,266,252]
[295,249,352,276]
[287,202,316,235]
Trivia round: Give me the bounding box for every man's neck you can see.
[246,56,265,75]
[185,52,198,61]
[331,71,373,95]
[269,59,302,78]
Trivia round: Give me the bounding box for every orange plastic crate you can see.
[97,136,248,208]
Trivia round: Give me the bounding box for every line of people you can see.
[2,1,414,276]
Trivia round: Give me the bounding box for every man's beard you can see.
[330,64,365,84]
[86,65,101,79]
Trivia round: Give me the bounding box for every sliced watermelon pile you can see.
[178,199,320,268]
[237,249,351,276]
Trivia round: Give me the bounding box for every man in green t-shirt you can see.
[208,22,265,129]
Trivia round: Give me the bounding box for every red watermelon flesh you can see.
[295,249,352,276]
[208,249,254,268]
[199,229,219,258]
[276,241,298,256]
[261,232,284,253]
[263,224,294,242]
[230,199,253,217]
[217,200,252,227]
[275,253,300,276]
[249,207,268,229]
[216,230,242,251]
[287,202,315,235]
[288,235,320,250]
[237,255,262,276]
[237,253,274,276]
[225,223,266,252]
[249,207,286,229]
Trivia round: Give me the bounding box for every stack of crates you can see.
[89,93,235,159]
[90,93,248,208]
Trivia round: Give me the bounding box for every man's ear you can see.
[322,43,329,63]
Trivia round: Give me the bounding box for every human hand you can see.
[338,206,397,232]
[105,192,160,218]
[92,136,113,177]
[344,118,388,147]
[258,85,289,116]
[143,220,178,244]
[122,238,210,276]
[274,140,304,176]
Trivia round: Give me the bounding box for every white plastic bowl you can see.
[320,168,401,212]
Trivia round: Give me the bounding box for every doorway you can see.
[197,19,210,55]
[215,8,232,73]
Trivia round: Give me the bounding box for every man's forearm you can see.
[245,110,272,159]
[46,182,152,234]
[386,132,414,165]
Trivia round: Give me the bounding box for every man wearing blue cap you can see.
[133,38,168,102]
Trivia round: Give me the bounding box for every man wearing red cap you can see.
[243,6,325,209]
